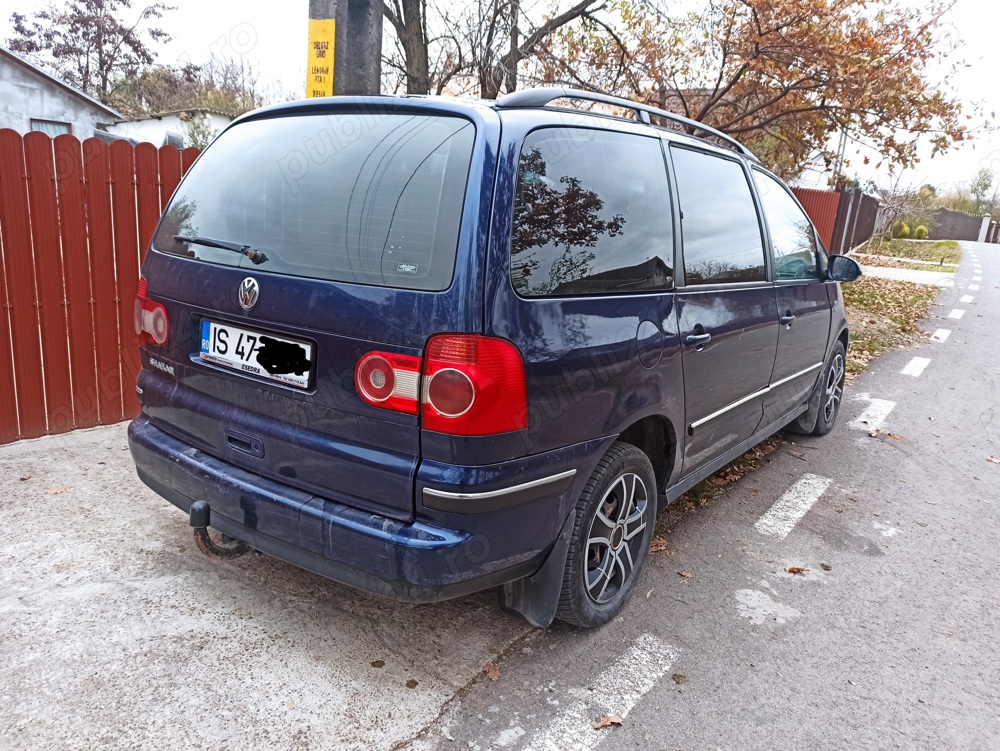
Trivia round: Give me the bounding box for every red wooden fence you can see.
[0,130,198,444]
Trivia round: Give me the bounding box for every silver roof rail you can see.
[495,87,758,162]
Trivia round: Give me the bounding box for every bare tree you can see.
[7,0,173,107]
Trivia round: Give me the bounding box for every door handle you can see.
[685,332,712,347]
[780,314,796,327]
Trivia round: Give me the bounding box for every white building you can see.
[106,109,233,148]
[0,46,123,138]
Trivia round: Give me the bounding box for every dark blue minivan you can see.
[128,88,861,628]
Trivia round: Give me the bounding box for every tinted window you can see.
[671,147,766,285]
[153,113,475,291]
[753,170,819,280]
[511,128,673,297]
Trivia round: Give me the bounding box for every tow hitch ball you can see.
[189,501,249,559]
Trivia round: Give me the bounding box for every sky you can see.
[1,0,998,194]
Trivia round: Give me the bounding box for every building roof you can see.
[0,45,123,120]
[117,108,235,124]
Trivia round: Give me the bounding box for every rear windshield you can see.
[153,112,476,291]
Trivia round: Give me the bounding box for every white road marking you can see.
[754,474,832,539]
[931,329,951,343]
[522,634,679,751]
[969,284,980,291]
[901,356,931,377]
[948,309,965,319]
[973,276,982,282]
[850,398,896,430]
[960,295,975,303]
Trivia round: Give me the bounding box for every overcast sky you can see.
[1,0,997,193]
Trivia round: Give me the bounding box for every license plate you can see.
[200,319,313,389]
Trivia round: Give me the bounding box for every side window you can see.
[670,146,766,285]
[753,169,820,280]
[510,128,673,297]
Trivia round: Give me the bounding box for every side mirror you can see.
[826,254,863,282]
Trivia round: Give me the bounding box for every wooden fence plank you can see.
[181,147,200,174]
[158,144,182,213]
[54,134,99,429]
[82,137,124,424]
[135,142,160,263]
[23,132,74,434]
[0,129,47,439]
[108,140,142,418]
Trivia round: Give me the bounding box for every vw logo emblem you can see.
[238,277,259,310]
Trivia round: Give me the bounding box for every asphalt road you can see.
[1,242,996,750]
[403,241,1000,751]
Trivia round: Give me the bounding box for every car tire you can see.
[555,441,656,628]
[809,341,847,436]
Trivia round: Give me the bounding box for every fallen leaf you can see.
[649,538,668,553]
[593,715,623,730]
[483,662,500,682]
[678,571,692,578]
[672,673,687,684]
[820,563,832,571]
[869,428,903,440]
[19,475,30,481]
[785,566,809,575]
[47,486,72,494]
[988,456,1000,464]
[750,489,759,497]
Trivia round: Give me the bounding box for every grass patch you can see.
[841,275,937,375]
[854,254,953,273]
[860,238,961,265]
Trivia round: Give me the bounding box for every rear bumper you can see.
[128,416,607,602]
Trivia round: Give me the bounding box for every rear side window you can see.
[753,169,820,280]
[153,113,475,291]
[510,128,673,297]
[671,146,766,285]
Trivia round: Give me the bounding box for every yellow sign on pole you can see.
[306,18,336,98]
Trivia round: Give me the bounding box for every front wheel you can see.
[556,442,656,628]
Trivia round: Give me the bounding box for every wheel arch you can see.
[617,414,677,495]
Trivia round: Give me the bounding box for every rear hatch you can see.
[137,101,494,522]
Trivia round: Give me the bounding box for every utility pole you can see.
[307,0,383,97]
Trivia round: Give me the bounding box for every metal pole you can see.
[308,0,382,97]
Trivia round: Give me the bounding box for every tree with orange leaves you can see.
[531,0,972,178]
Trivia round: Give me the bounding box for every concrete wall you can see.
[0,55,116,137]
[107,113,232,147]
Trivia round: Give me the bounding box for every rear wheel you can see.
[810,341,846,436]
[556,442,655,628]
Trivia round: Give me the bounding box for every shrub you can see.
[892,221,911,239]
[913,225,929,240]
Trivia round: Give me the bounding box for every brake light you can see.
[423,335,527,436]
[354,351,422,415]
[354,335,528,436]
[134,276,169,346]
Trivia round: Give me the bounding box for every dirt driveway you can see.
[0,425,528,750]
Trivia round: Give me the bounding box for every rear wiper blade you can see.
[174,235,269,265]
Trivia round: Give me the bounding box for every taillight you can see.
[134,276,169,346]
[423,334,527,436]
[354,352,421,414]
[354,335,528,436]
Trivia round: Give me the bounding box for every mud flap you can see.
[498,509,576,628]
